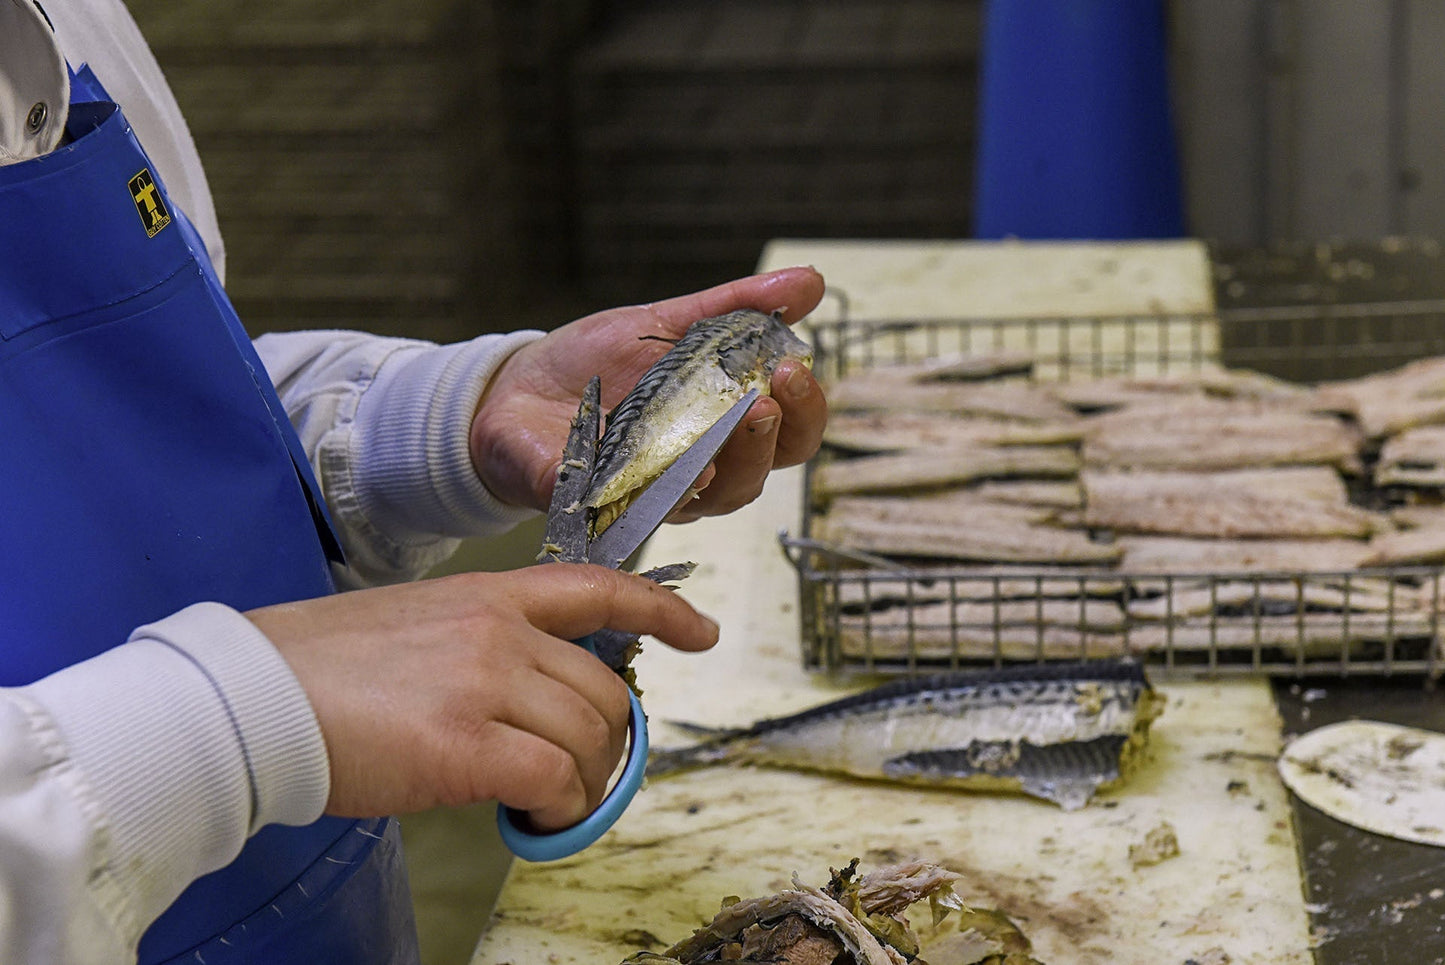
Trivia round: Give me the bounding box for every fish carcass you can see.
[621,859,1043,965]
[648,660,1163,810]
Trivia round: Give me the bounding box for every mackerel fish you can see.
[648,660,1163,810]
[583,308,812,533]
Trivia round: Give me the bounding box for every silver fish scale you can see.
[798,680,1142,751]
[647,660,1159,809]
[862,679,1140,727]
[882,736,1132,811]
[747,666,1147,736]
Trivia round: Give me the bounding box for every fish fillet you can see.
[1376,424,1445,487]
[823,411,1082,454]
[1113,536,1374,573]
[1314,355,1445,438]
[838,349,1038,383]
[1047,367,1311,411]
[829,567,1125,608]
[815,513,1122,565]
[1082,469,1382,539]
[1361,525,1445,566]
[825,375,1077,423]
[814,446,1080,496]
[1082,401,1361,471]
[1125,580,1404,620]
[837,620,1128,661]
[826,494,1059,529]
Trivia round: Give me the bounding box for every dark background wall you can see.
[125,0,1445,350]
[126,0,982,342]
[1171,0,1445,247]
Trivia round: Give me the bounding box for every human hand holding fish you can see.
[243,272,822,856]
[495,290,822,859]
[468,266,827,522]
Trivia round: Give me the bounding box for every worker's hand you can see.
[471,266,828,519]
[245,565,718,830]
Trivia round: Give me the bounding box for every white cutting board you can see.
[471,240,1312,964]
[763,238,1215,321]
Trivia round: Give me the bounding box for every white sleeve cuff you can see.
[326,330,543,581]
[19,603,329,930]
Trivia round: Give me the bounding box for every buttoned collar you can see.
[1,0,68,165]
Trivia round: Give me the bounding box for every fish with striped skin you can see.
[583,309,812,533]
[648,660,1163,810]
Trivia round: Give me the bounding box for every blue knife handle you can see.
[495,633,650,861]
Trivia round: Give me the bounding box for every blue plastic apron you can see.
[0,67,419,963]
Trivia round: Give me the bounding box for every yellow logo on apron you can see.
[128,168,172,237]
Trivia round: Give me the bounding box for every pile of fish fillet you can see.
[619,859,1042,965]
[808,352,1445,662]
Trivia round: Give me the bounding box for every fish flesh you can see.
[815,511,1122,566]
[1080,399,1362,472]
[829,565,1125,608]
[1108,464,1354,503]
[1046,367,1310,411]
[1113,535,1374,573]
[621,859,1042,965]
[1376,424,1445,487]
[647,660,1162,810]
[813,445,1081,496]
[1125,579,1402,621]
[1314,355,1445,438]
[826,493,1061,530]
[583,309,812,532]
[826,376,1076,423]
[1361,525,1445,567]
[823,410,1082,454]
[968,479,1084,508]
[832,598,1131,661]
[835,616,1129,662]
[1124,612,1436,654]
[1081,468,1383,539]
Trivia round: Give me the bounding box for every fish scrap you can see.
[648,660,1163,811]
[620,858,1044,965]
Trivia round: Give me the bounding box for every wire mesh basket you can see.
[780,291,1445,680]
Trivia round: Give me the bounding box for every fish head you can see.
[582,308,814,533]
[713,309,814,385]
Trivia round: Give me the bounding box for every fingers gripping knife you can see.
[496,378,761,861]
